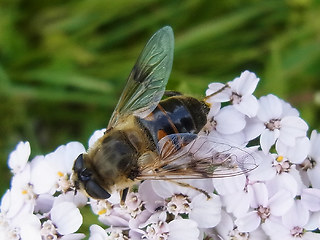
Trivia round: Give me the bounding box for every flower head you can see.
[1,70,319,240]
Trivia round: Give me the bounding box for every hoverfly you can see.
[72,26,257,202]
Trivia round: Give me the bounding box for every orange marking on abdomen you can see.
[157,129,168,141]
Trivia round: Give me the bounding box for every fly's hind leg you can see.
[164,90,183,97]
[168,180,211,200]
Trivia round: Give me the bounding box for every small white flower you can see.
[263,207,319,240]
[215,210,269,240]
[256,94,308,153]
[206,71,259,118]
[235,182,294,232]
[121,192,143,218]
[142,220,169,240]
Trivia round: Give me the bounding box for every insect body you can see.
[72,26,257,201]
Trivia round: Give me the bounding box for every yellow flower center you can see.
[98,209,107,215]
[276,155,284,162]
[57,171,64,177]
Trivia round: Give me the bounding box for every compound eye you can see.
[73,154,84,172]
[79,168,92,182]
[85,180,111,199]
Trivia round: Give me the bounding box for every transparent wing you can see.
[108,26,174,128]
[137,135,259,180]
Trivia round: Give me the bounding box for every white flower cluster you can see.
[1,70,320,240]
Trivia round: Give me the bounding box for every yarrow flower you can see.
[1,70,320,240]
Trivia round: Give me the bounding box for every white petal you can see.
[98,214,129,227]
[243,117,265,141]
[151,180,185,199]
[51,202,83,235]
[189,193,221,228]
[250,182,268,208]
[260,129,278,153]
[305,212,320,231]
[168,219,199,240]
[207,102,221,119]
[54,191,88,208]
[267,173,298,198]
[89,224,107,240]
[47,142,85,174]
[280,99,299,117]
[60,233,86,240]
[248,152,276,182]
[276,136,310,164]
[301,188,320,212]
[223,191,252,218]
[214,210,234,239]
[208,130,247,146]
[307,163,320,189]
[206,82,231,102]
[19,214,41,240]
[309,130,320,160]
[6,186,26,218]
[213,174,246,195]
[235,211,261,232]
[0,189,11,213]
[184,179,215,194]
[129,210,152,231]
[280,116,308,146]
[63,142,86,173]
[139,181,164,212]
[215,106,246,134]
[229,70,259,96]
[233,95,259,117]
[288,167,305,195]
[20,227,41,240]
[262,217,289,239]
[248,228,270,240]
[34,194,54,213]
[282,200,309,228]
[302,232,320,240]
[88,128,106,148]
[257,94,283,122]
[269,190,294,216]
[30,157,57,194]
[8,141,31,174]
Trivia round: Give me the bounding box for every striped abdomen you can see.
[138,96,209,147]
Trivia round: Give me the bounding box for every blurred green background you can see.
[1,0,320,201]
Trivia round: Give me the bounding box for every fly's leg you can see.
[168,180,211,200]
